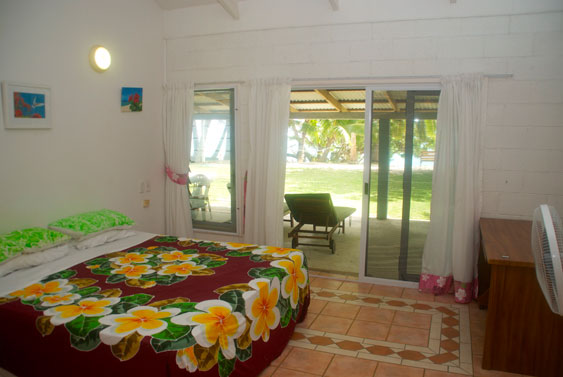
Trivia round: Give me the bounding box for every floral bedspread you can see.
[0,236,309,377]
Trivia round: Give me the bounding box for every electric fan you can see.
[531,204,563,316]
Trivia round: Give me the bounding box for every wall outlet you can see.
[143,199,150,208]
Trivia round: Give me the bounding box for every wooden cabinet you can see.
[479,218,563,377]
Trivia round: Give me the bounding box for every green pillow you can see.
[0,227,71,263]
[48,209,135,239]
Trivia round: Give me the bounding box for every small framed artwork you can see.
[2,82,52,129]
[121,87,143,112]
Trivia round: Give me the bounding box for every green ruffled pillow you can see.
[48,209,135,239]
[0,227,71,264]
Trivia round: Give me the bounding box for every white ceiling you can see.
[155,0,338,19]
[155,0,244,11]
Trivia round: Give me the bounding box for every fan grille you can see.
[532,205,563,315]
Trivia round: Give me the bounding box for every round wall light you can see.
[89,45,111,72]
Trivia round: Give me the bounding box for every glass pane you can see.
[284,117,364,276]
[407,107,437,276]
[366,115,407,280]
[190,89,236,232]
[365,90,438,281]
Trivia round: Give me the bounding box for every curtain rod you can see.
[293,74,513,81]
[190,73,513,87]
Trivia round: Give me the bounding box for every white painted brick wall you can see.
[165,9,563,220]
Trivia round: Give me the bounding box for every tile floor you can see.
[259,274,531,377]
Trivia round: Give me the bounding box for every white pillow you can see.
[73,229,136,250]
[0,244,71,278]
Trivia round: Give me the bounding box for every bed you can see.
[0,231,309,377]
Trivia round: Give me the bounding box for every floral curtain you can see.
[419,74,486,303]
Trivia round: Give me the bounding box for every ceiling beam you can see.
[315,89,348,112]
[216,0,239,20]
[200,93,231,107]
[290,111,438,120]
[383,91,398,112]
[328,0,339,11]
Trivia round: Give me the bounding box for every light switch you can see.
[146,180,151,192]
[139,181,145,193]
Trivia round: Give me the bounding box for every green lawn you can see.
[190,163,433,220]
[285,164,432,220]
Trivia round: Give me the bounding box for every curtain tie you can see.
[165,166,188,185]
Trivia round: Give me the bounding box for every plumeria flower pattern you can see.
[9,279,73,301]
[455,287,468,302]
[172,300,246,359]
[158,262,204,277]
[111,264,155,278]
[45,297,120,325]
[40,293,81,307]
[220,242,257,250]
[109,252,152,266]
[1,237,311,376]
[158,250,197,263]
[99,306,181,345]
[271,252,308,308]
[243,278,280,342]
[176,346,198,373]
[437,276,447,287]
[251,246,298,258]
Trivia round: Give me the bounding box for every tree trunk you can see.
[193,120,210,163]
[210,124,228,160]
[349,132,357,162]
[320,137,335,162]
[297,132,306,162]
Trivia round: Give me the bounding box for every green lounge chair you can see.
[284,193,356,254]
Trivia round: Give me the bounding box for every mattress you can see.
[0,232,309,377]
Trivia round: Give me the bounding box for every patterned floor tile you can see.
[324,354,378,377]
[292,284,473,376]
[281,348,334,375]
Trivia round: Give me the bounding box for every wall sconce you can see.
[89,45,111,72]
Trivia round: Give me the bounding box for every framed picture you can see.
[121,87,143,112]
[2,82,52,129]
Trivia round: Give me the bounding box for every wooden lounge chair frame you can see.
[284,193,356,254]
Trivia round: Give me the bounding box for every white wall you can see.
[0,0,164,233]
[165,0,563,221]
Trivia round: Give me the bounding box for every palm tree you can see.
[289,120,317,162]
[289,118,366,163]
[336,119,365,162]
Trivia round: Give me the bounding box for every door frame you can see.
[359,83,441,288]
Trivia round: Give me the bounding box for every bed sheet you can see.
[0,232,155,297]
[0,234,309,377]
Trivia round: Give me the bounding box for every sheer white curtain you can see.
[419,73,486,303]
[162,81,194,237]
[243,78,291,246]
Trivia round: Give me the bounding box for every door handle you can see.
[364,182,369,195]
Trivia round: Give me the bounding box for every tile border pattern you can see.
[291,286,473,375]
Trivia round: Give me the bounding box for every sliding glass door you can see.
[360,89,439,282]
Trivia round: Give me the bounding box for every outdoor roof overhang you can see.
[193,89,439,120]
[289,89,439,120]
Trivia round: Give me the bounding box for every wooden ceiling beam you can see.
[314,89,349,112]
[216,0,239,20]
[199,93,231,107]
[290,111,438,120]
[383,91,398,112]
